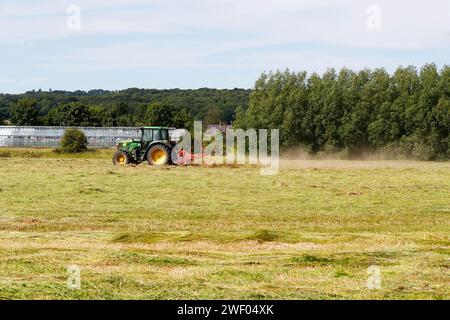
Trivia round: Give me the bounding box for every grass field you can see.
[0,149,449,299]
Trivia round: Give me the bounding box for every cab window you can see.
[143,130,152,141]
[153,130,161,141]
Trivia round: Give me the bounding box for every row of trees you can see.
[2,64,449,159]
[0,88,250,128]
[7,99,197,130]
[234,64,450,160]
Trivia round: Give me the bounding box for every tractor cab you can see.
[140,127,170,148]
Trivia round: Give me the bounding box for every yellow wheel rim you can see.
[151,149,167,165]
[117,155,126,165]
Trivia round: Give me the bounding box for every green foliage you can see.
[172,108,194,132]
[235,64,450,159]
[0,88,250,129]
[60,128,88,153]
[45,102,92,126]
[99,102,134,127]
[204,106,223,125]
[145,102,174,126]
[10,98,39,125]
[235,70,309,148]
[143,102,195,130]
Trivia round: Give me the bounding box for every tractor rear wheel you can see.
[113,151,130,166]
[147,145,170,166]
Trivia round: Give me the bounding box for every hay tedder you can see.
[112,126,199,166]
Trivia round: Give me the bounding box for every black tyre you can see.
[113,151,130,166]
[147,144,170,166]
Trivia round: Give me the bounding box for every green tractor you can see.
[113,126,176,166]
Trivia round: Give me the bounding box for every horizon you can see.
[0,87,250,95]
[2,62,448,95]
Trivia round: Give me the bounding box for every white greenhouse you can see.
[0,126,142,148]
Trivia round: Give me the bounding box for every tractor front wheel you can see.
[147,145,170,166]
[113,151,130,166]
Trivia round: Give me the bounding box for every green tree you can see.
[88,105,105,127]
[368,102,403,147]
[429,97,450,159]
[60,128,88,153]
[145,102,174,126]
[340,69,371,151]
[102,102,132,126]
[309,68,343,150]
[235,70,308,148]
[46,102,92,126]
[10,98,39,125]
[204,106,223,125]
[390,66,419,137]
[303,72,324,151]
[0,100,8,123]
[173,109,194,131]
[439,65,450,98]
[341,69,390,152]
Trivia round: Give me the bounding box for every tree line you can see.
[1,64,449,160]
[234,64,450,160]
[0,88,250,132]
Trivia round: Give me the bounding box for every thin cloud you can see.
[1,0,449,48]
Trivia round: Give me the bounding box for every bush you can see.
[60,128,88,153]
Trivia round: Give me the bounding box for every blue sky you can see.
[1,0,449,93]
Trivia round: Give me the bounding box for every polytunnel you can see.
[0,126,141,148]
